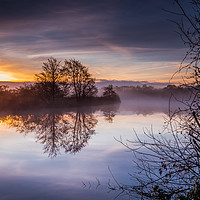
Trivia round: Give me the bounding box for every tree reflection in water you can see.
[0,110,98,157]
[101,104,119,123]
[103,110,116,123]
[68,112,98,153]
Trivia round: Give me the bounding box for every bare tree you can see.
[35,57,65,105]
[102,85,120,104]
[170,0,200,87]
[100,1,200,199]
[62,59,98,101]
[103,85,117,98]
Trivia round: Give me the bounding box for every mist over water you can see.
[0,97,182,200]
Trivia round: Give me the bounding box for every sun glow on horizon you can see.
[0,72,18,81]
[0,58,184,83]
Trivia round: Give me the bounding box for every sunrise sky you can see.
[0,0,189,83]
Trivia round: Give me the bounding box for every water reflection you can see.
[0,111,99,157]
[0,103,169,200]
[68,112,98,153]
[101,104,119,123]
[0,102,174,158]
[109,102,200,199]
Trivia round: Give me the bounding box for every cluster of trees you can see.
[0,58,120,110]
[35,58,98,104]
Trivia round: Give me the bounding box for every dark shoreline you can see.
[0,98,121,116]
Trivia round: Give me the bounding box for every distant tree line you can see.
[115,84,191,100]
[0,58,120,110]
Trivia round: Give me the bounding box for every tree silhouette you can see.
[62,59,98,101]
[0,85,15,109]
[170,0,200,87]
[103,85,117,98]
[102,85,120,103]
[35,57,65,105]
[107,105,200,199]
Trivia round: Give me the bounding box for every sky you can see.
[0,0,189,82]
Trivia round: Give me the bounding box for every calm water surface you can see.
[0,101,169,200]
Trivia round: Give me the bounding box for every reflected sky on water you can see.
[0,102,167,200]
